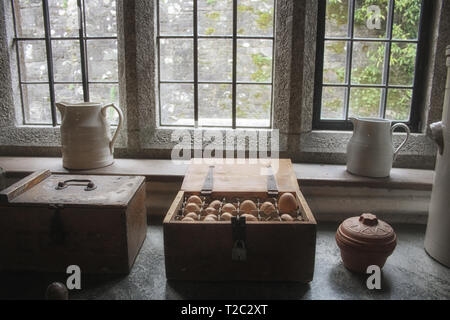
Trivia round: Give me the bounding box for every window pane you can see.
[85,0,117,37]
[159,0,193,36]
[198,39,232,81]
[198,0,232,36]
[321,86,346,120]
[160,39,193,81]
[392,0,421,40]
[349,87,382,118]
[389,42,417,86]
[14,0,45,38]
[49,0,79,37]
[54,84,84,123]
[325,0,349,37]
[386,88,412,121]
[236,84,271,127]
[22,84,51,124]
[353,0,388,39]
[52,40,82,82]
[237,39,272,82]
[87,39,118,81]
[237,0,274,36]
[323,41,347,84]
[199,84,232,127]
[90,84,120,124]
[160,83,194,126]
[18,41,48,82]
[351,41,385,85]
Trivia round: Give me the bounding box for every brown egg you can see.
[222,203,237,215]
[260,201,276,218]
[203,214,218,221]
[203,207,218,216]
[220,212,233,221]
[281,214,294,222]
[185,203,201,214]
[209,200,222,210]
[181,217,195,222]
[241,213,258,222]
[187,195,202,206]
[240,200,257,216]
[184,212,198,220]
[278,193,298,213]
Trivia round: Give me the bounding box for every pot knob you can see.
[359,213,378,226]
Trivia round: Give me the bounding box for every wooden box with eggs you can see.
[163,159,317,282]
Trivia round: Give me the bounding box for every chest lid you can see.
[0,169,145,208]
[181,158,299,194]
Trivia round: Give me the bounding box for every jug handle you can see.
[101,103,124,153]
[391,123,411,160]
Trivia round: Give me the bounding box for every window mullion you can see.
[78,0,89,102]
[42,0,57,126]
[232,0,237,129]
[344,0,356,121]
[380,0,396,118]
[194,0,199,127]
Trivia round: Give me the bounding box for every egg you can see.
[184,212,198,220]
[278,193,298,213]
[187,195,202,206]
[181,217,195,222]
[260,201,276,218]
[222,203,237,215]
[185,203,201,214]
[220,212,233,221]
[209,200,222,210]
[240,200,257,216]
[203,207,218,216]
[281,214,294,222]
[241,213,258,222]
[203,214,218,221]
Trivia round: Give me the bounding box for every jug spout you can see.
[56,102,69,118]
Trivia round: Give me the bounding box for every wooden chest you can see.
[163,159,317,282]
[0,170,147,274]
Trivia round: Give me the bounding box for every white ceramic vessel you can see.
[425,45,450,267]
[347,117,410,178]
[56,102,123,170]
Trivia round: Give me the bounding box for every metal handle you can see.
[55,179,97,191]
[391,123,411,160]
[101,103,124,153]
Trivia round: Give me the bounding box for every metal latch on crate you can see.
[231,216,247,261]
[266,165,279,197]
[201,166,214,196]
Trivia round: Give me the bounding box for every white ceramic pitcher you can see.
[346,117,410,178]
[56,102,123,170]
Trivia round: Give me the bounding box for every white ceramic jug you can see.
[56,102,123,170]
[425,45,450,267]
[346,117,410,178]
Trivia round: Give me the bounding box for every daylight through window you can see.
[157,0,275,128]
[11,0,118,126]
[314,0,426,131]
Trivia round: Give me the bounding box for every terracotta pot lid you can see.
[337,213,397,252]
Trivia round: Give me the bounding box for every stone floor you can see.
[0,223,448,300]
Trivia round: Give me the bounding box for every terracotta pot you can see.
[336,213,397,273]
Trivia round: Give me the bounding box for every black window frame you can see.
[313,0,433,132]
[156,0,276,129]
[11,0,118,127]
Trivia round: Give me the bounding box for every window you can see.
[11,0,118,126]
[157,0,275,128]
[313,0,430,131]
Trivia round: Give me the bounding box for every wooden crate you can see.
[0,170,147,274]
[164,159,317,282]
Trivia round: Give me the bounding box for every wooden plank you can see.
[0,169,51,203]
